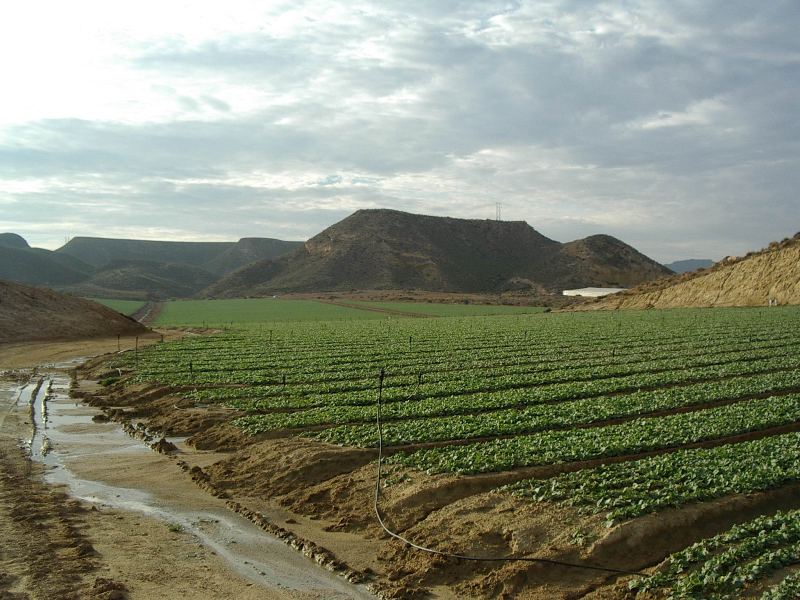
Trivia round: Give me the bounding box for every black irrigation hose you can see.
[373,368,646,577]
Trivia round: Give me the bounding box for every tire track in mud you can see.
[0,380,101,600]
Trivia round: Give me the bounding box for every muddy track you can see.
[0,399,99,599]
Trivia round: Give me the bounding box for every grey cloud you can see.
[2,0,799,261]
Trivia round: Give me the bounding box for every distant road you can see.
[132,300,163,325]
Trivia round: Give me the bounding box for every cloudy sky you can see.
[1,1,798,262]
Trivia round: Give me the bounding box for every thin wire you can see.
[373,367,645,577]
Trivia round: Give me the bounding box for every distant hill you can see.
[0,233,30,249]
[560,235,674,287]
[56,237,232,270]
[0,234,95,286]
[205,238,304,275]
[664,259,714,273]
[0,279,148,343]
[205,209,671,296]
[62,259,219,300]
[56,236,301,275]
[0,233,300,299]
[575,233,800,310]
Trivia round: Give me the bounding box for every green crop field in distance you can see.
[349,301,547,316]
[90,298,146,316]
[153,298,400,326]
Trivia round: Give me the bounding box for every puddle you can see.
[20,373,376,600]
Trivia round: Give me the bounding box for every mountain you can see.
[0,233,30,249]
[55,237,233,270]
[664,259,714,274]
[560,235,674,287]
[576,233,800,310]
[0,278,148,343]
[62,259,219,300]
[205,238,304,275]
[55,236,301,275]
[205,209,672,296]
[0,234,95,286]
[0,234,300,298]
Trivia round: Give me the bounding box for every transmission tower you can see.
[495,202,502,221]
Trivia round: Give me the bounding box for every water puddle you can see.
[21,373,376,600]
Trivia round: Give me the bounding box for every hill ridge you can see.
[205,209,671,296]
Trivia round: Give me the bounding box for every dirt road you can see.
[0,339,374,600]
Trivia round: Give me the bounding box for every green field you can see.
[117,305,800,598]
[152,298,546,326]
[348,300,547,317]
[90,298,146,316]
[153,298,397,326]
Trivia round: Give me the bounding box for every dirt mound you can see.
[577,232,800,309]
[0,279,148,343]
[205,209,671,296]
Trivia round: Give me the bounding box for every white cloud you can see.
[635,98,730,129]
[0,1,798,262]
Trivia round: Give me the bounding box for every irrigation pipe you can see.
[373,367,646,577]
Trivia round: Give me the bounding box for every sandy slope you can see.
[578,235,800,310]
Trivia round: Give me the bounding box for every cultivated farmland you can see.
[109,305,800,598]
[90,297,146,316]
[153,297,398,326]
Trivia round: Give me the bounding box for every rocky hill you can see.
[205,209,671,296]
[0,279,148,343]
[576,233,800,310]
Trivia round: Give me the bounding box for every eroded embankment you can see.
[39,372,378,600]
[77,362,800,600]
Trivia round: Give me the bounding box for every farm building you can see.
[562,287,626,297]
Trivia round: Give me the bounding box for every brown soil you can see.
[0,441,99,600]
[0,331,179,369]
[0,342,359,600]
[0,279,149,344]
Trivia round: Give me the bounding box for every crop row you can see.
[630,508,800,599]
[232,353,799,430]
[130,320,775,382]
[308,368,800,446]
[506,432,800,524]
[386,394,800,475]
[183,334,796,403]
[227,346,799,415]
[762,571,800,600]
[123,309,792,385]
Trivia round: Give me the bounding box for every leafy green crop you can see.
[630,509,800,599]
[506,432,800,524]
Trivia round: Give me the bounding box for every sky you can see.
[1,1,798,263]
